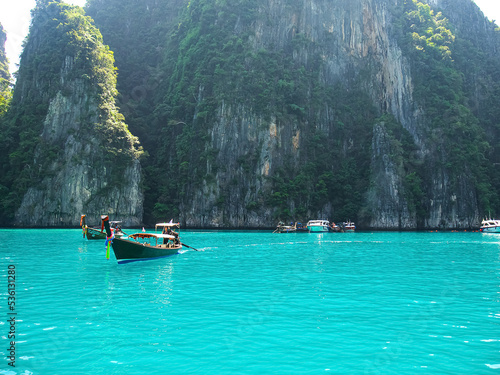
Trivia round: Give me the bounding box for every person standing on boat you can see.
[162,226,169,245]
[169,227,180,245]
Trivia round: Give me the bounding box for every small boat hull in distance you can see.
[307,220,330,232]
[274,222,297,233]
[329,223,341,232]
[342,221,356,232]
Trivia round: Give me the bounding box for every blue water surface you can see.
[1,229,499,374]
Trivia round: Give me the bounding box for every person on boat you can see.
[172,230,180,245]
[166,227,180,244]
[162,226,169,245]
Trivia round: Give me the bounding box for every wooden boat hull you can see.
[275,225,296,233]
[111,237,180,263]
[295,226,308,232]
[86,227,106,240]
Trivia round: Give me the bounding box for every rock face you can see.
[9,2,143,227]
[367,122,415,229]
[15,85,143,227]
[253,0,425,229]
[159,0,494,229]
[182,104,280,228]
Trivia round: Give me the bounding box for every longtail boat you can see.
[273,221,297,233]
[480,219,500,233]
[306,220,330,232]
[81,214,106,240]
[102,215,182,263]
[81,215,124,240]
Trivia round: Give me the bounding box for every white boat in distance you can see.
[343,221,356,232]
[307,220,330,232]
[480,219,500,233]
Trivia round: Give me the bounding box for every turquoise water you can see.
[1,229,500,374]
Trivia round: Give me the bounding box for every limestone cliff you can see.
[2,1,143,227]
[237,0,425,229]
[144,0,495,229]
[4,0,498,229]
[81,0,500,229]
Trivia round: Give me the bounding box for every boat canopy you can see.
[130,233,176,240]
[155,222,180,231]
[481,219,500,226]
[307,220,330,225]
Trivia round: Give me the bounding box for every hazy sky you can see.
[0,0,499,75]
[0,0,86,73]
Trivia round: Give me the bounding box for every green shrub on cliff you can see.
[394,0,495,217]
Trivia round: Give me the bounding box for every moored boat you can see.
[81,215,125,239]
[102,216,184,263]
[307,220,330,232]
[274,222,297,233]
[329,222,341,232]
[295,222,309,232]
[480,219,500,233]
[81,214,106,240]
[109,221,125,238]
[342,221,356,232]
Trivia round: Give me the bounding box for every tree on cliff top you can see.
[0,23,11,118]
